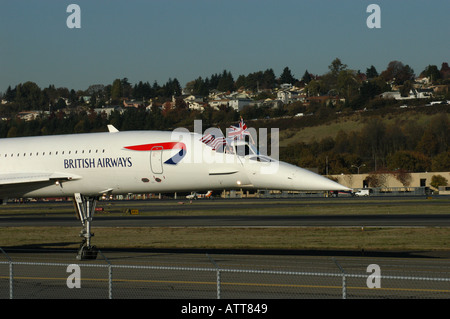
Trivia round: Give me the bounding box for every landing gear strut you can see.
[74,193,98,260]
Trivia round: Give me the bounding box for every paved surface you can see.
[1,196,449,227]
[2,197,450,301]
[1,249,450,300]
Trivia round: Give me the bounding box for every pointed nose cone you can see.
[249,161,351,191]
[292,167,351,191]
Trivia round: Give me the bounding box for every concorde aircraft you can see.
[0,123,349,259]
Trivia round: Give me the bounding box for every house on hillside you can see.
[123,99,145,108]
[184,95,206,111]
[209,99,230,110]
[380,89,433,100]
[228,98,253,111]
[17,111,40,121]
[305,95,344,106]
[277,90,306,104]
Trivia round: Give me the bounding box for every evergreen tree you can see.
[366,65,379,79]
[301,70,312,84]
[280,67,296,85]
[111,79,123,104]
[217,70,234,92]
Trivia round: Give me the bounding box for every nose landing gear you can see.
[74,193,99,260]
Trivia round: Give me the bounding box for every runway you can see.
[1,196,449,227]
[2,213,450,227]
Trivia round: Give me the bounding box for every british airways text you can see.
[64,157,132,169]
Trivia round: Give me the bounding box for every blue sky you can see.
[1,0,449,92]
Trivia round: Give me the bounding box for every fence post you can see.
[99,250,113,299]
[207,254,221,299]
[216,270,221,300]
[0,248,13,299]
[333,258,347,299]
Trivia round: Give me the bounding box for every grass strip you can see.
[1,226,450,252]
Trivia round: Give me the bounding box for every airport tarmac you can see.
[1,196,450,227]
[1,197,450,300]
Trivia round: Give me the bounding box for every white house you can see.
[228,98,253,111]
[380,89,433,100]
[209,99,230,110]
[277,90,306,104]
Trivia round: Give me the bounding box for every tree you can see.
[305,80,323,97]
[440,62,450,79]
[420,65,441,83]
[279,67,296,85]
[262,69,276,90]
[336,70,359,102]
[365,171,389,188]
[399,80,413,97]
[359,79,383,101]
[162,78,182,97]
[416,128,439,157]
[192,77,209,96]
[15,81,43,110]
[366,65,379,79]
[328,58,347,76]
[431,152,450,171]
[301,70,312,84]
[4,86,15,101]
[387,150,431,172]
[430,175,448,189]
[121,78,132,99]
[217,70,234,92]
[380,61,415,85]
[111,79,123,104]
[393,169,412,187]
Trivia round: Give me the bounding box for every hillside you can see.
[278,108,449,147]
[264,105,450,175]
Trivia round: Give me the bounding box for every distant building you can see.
[17,111,41,121]
[123,99,145,108]
[94,106,124,117]
[277,90,306,104]
[228,98,253,111]
[380,89,433,100]
[331,171,450,192]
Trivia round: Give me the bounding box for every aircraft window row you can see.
[2,149,105,158]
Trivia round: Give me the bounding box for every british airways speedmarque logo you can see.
[124,142,187,165]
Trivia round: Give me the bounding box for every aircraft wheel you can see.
[77,244,98,260]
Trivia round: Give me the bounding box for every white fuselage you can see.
[0,130,349,198]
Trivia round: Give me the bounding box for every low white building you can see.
[228,98,253,111]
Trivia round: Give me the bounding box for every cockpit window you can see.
[235,144,250,156]
[234,143,258,157]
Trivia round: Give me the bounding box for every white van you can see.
[354,189,370,196]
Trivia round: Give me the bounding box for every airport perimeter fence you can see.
[1,249,450,299]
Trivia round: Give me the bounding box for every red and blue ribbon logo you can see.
[124,142,186,165]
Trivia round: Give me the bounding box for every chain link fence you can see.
[1,248,450,299]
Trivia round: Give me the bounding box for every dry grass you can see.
[2,226,450,252]
[1,198,449,252]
